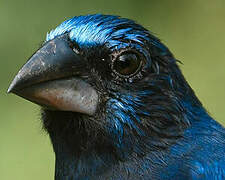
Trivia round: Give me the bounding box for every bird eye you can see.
[113,52,142,77]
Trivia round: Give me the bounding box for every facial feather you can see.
[41,15,204,158]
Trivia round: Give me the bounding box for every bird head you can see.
[8,15,202,158]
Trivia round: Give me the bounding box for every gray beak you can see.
[8,34,98,115]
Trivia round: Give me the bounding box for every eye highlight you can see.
[112,52,142,77]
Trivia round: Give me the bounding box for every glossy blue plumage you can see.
[43,15,225,179]
[46,15,167,56]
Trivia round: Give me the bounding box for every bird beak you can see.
[8,34,98,115]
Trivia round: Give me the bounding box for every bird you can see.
[8,14,225,179]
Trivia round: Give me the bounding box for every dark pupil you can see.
[114,53,140,76]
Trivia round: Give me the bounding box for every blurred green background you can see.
[1,0,225,179]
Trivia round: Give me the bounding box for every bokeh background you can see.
[1,0,225,179]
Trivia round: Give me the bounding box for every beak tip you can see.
[7,76,19,94]
[7,88,11,94]
[7,82,15,94]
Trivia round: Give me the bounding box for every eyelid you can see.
[111,50,144,79]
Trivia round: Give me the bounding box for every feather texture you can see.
[39,15,225,179]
